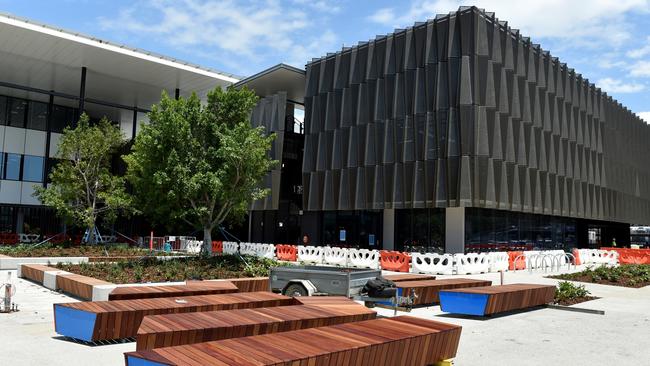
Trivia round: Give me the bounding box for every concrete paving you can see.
[1,267,649,365]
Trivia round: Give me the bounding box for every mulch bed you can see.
[0,245,180,258]
[554,296,599,306]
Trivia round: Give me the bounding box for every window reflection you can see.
[22,155,44,182]
[27,101,48,130]
[8,98,27,128]
[5,153,21,180]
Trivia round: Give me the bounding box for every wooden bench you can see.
[136,297,375,350]
[56,273,113,300]
[220,277,269,292]
[439,283,556,316]
[384,273,436,282]
[54,292,292,342]
[19,264,57,283]
[395,278,492,305]
[125,316,462,366]
[108,281,238,300]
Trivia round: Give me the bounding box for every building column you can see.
[174,88,180,100]
[77,66,87,123]
[15,209,24,234]
[382,208,395,251]
[445,207,465,253]
[131,108,138,140]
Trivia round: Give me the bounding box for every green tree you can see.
[35,114,133,244]
[125,87,275,253]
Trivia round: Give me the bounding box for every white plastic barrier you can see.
[348,249,380,269]
[322,247,349,266]
[583,249,618,265]
[239,242,257,256]
[297,245,323,264]
[577,249,595,264]
[184,240,202,254]
[487,252,509,272]
[223,241,239,255]
[411,253,455,275]
[254,243,276,259]
[19,233,40,243]
[454,253,490,274]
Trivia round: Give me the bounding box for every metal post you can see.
[131,108,137,140]
[499,270,504,285]
[77,66,87,124]
[175,88,180,100]
[43,94,54,187]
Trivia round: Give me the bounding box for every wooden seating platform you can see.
[108,282,238,300]
[384,273,436,282]
[56,273,113,300]
[439,283,556,316]
[395,278,492,305]
[217,277,269,292]
[125,316,462,366]
[54,292,292,342]
[20,264,57,283]
[136,297,375,350]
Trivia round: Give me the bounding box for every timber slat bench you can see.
[395,278,493,306]
[108,282,239,300]
[439,283,556,316]
[54,292,292,342]
[384,274,436,282]
[206,277,269,292]
[125,316,462,366]
[56,274,113,300]
[19,264,57,283]
[136,297,376,350]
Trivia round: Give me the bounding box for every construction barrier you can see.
[508,251,526,270]
[379,251,411,272]
[223,241,239,255]
[276,245,298,261]
[184,240,202,254]
[211,241,223,253]
[487,252,509,272]
[454,253,489,274]
[348,249,380,269]
[411,253,454,275]
[254,244,276,259]
[239,242,258,256]
[600,247,650,264]
[572,248,582,265]
[322,247,349,266]
[297,245,323,264]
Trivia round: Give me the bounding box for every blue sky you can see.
[1,0,649,120]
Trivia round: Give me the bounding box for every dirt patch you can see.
[554,296,599,306]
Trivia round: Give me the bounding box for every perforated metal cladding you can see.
[302,7,650,224]
[250,92,286,211]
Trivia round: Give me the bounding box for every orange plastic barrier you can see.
[572,248,582,265]
[600,247,650,265]
[0,233,19,245]
[211,241,223,253]
[276,245,297,261]
[380,251,411,272]
[507,251,526,270]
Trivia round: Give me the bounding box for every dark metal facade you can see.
[302,6,650,225]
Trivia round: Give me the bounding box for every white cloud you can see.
[627,36,650,58]
[368,0,650,47]
[629,60,650,77]
[99,0,339,74]
[638,111,650,123]
[596,78,645,93]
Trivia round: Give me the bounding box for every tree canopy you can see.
[125,87,276,253]
[35,114,132,243]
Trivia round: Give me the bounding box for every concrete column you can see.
[382,208,395,250]
[15,209,24,234]
[445,207,465,253]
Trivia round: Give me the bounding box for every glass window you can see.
[0,96,6,125]
[51,105,73,133]
[27,101,48,130]
[7,98,27,128]
[5,153,21,180]
[22,155,44,182]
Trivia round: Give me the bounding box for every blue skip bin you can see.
[54,304,98,342]
[439,291,490,316]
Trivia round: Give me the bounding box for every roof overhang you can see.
[0,13,239,115]
[234,64,305,104]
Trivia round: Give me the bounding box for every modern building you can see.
[1,7,649,252]
[0,13,237,237]
[245,7,650,253]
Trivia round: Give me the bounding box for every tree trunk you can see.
[88,223,96,245]
[202,226,213,255]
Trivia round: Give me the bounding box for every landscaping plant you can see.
[554,281,593,305]
[125,87,276,254]
[551,264,650,288]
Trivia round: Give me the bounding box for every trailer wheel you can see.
[284,283,308,297]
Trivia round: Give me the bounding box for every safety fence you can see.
[213,241,620,274]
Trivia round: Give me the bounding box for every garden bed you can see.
[0,243,181,258]
[54,255,283,284]
[549,264,650,288]
[553,281,599,306]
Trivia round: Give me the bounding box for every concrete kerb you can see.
[2,257,88,270]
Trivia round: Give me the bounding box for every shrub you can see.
[555,281,590,303]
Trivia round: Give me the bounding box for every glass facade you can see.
[27,101,48,130]
[4,153,21,180]
[7,97,27,128]
[22,155,44,182]
[395,208,445,253]
[465,208,577,252]
[321,210,382,249]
